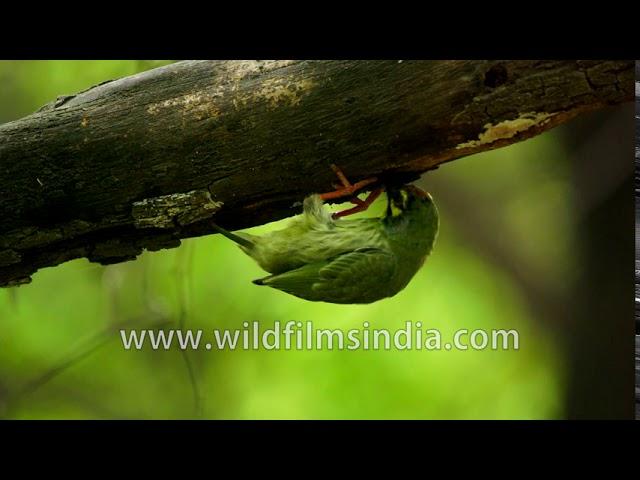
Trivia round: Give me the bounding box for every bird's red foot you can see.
[332,187,383,219]
[318,164,383,219]
[319,164,377,201]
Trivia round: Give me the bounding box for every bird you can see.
[210,165,439,304]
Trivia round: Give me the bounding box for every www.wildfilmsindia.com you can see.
[119,321,520,352]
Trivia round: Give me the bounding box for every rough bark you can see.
[0,60,633,287]
[635,73,640,419]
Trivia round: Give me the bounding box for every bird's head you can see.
[387,184,434,215]
[382,183,439,258]
[383,183,438,239]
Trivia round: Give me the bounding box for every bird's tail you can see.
[210,222,255,250]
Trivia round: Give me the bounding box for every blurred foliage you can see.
[0,61,571,419]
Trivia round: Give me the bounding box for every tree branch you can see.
[0,60,633,286]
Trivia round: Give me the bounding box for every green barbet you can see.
[211,166,439,304]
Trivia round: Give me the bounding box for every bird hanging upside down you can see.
[211,165,439,304]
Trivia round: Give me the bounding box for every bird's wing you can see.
[254,248,397,303]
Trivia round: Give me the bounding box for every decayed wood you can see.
[0,60,633,286]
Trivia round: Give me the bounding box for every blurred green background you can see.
[0,61,633,419]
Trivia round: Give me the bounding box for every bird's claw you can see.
[319,164,378,202]
[319,164,384,219]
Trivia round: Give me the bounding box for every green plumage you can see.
[212,185,439,304]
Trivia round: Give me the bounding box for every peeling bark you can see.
[0,60,633,286]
